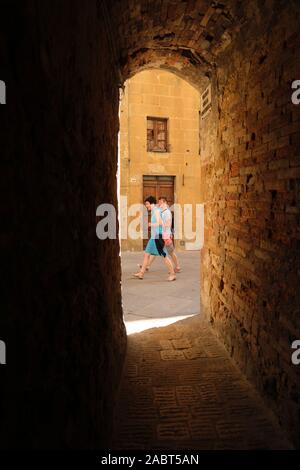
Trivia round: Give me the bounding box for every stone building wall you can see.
[119,69,201,251]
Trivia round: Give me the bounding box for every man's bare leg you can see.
[171,251,181,272]
[163,256,176,281]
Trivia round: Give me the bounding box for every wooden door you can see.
[142,176,175,249]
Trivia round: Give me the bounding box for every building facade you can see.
[119,69,202,251]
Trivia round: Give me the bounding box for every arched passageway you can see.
[1,0,300,449]
[119,69,202,334]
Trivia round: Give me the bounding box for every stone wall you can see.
[0,0,126,448]
[112,0,300,445]
[200,1,300,446]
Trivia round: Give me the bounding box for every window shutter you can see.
[147,117,168,152]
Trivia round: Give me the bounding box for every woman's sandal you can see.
[133,271,144,279]
[138,264,149,271]
[167,274,176,281]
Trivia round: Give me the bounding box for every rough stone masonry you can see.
[110,0,300,447]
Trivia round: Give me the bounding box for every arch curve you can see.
[121,47,211,91]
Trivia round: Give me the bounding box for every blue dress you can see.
[145,207,166,257]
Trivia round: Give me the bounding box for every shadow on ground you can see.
[113,314,292,450]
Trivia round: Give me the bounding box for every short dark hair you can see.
[144,195,156,204]
[158,196,168,203]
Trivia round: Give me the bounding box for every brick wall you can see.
[114,0,300,445]
[200,2,300,446]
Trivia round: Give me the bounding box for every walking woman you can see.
[133,196,176,281]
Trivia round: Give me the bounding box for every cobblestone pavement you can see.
[113,315,292,450]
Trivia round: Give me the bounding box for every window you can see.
[147,117,168,152]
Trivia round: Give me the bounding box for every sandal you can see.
[133,271,144,279]
[167,274,176,282]
[174,267,181,273]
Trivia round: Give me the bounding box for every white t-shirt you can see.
[160,208,172,236]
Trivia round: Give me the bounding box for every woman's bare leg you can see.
[140,252,151,273]
[148,255,155,268]
[139,254,155,271]
[134,253,151,278]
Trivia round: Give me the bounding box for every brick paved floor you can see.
[113,314,292,450]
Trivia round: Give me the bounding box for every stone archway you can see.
[109,0,300,447]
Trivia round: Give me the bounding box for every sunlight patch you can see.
[125,313,197,335]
